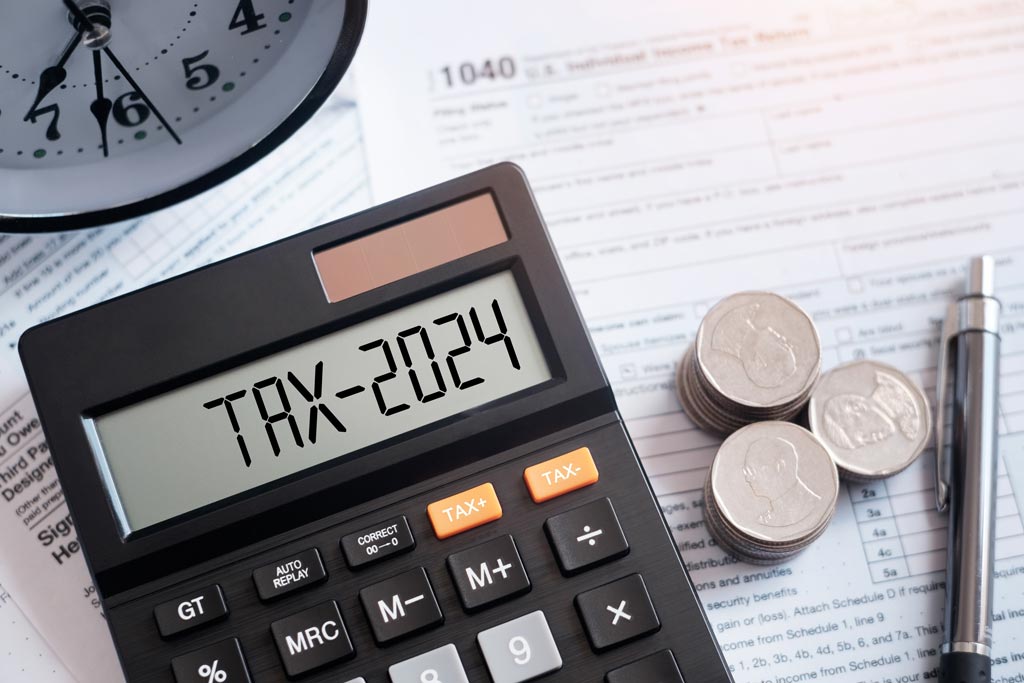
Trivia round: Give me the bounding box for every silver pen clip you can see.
[935,301,958,512]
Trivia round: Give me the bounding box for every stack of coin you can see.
[676,292,822,435]
[808,359,931,481]
[703,421,839,564]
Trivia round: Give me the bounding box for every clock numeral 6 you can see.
[182,51,221,90]
[230,0,267,35]
[112,92,151,128]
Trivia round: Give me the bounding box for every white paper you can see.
[354,2,1024,680]
[0,93,369,683]
[0,583,76,682]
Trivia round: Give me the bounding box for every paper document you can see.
[0,582,76,682]
[0,96,369,682]
[354,1,1024,680]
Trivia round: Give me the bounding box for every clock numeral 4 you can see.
[112,92,151,128]
[182,51,221,90]
[230,0,267,34]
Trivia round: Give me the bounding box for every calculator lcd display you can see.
[88,271,551,534]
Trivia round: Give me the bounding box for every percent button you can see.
[171,638,252,683]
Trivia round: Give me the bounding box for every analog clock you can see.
[0,0,366,232]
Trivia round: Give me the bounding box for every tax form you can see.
[0,96,369,682]
[353,1,1024,680]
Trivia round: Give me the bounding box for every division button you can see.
[270,600,354,678]
[523,446,599,503]
[544,497,629,575]
[575,574,660,652]
[477,611,562,683]
[359,567,444,644]
[427,482,502,539]
[388,643,469,683]
[154,584,228,638]
[170,637,252,683]
[341,515,415,569]
[605,650,684,683]
[252,548,327,602]
[447,535,530,612]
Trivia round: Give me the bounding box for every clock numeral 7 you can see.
[25,103,61,141]
[182,51,221,90]
[230,0,267,35]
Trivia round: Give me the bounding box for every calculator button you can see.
[170,637,251,683]
[341,515,415,569]
[252,547,327,601]
[575,574,660,652]
[447,535,531,611]
[153,584,228,638]
[388,643,469,683]
[477,610,562,683]
[605,650,684,683]
[427,482,502,539]
[524,447,599,503]
[270,600,354,678]
[544,497,629,575]
[359,567,444,644]
[344,679,367,683]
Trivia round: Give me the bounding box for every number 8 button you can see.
[476,611,562,683]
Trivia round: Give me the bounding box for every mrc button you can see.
[341,515,415,569]
[154,584,228,638]
[271,600,354,678]
[253,548,327,602]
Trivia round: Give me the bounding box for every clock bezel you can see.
[0,0,368,234]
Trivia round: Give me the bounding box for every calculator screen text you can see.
[88,271,551,534]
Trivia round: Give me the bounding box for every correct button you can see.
[154,584,228,638]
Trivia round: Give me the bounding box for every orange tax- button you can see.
[427,483,502,539]
[524,447,599,503]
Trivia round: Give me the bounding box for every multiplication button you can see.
[341,515,415,569]
[544,497,628,575]
[575,574,660,652]
[447,535,530,611]
[359,567,443,644]
[170,638,251,683]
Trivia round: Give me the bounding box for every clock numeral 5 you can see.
[112,92,151,128]
[182,51,221,90]
[230,0,267,35]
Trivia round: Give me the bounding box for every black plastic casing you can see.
[19,163,732,682]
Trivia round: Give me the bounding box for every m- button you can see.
[154,585,228,638]
[524,447,599,503]
[427,483,502,539]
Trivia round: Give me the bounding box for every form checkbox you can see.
[847,277,864,293]
[836,327,853,343]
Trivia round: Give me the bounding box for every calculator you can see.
[20,164,732,683]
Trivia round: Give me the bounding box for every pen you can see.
[935,255,1001,683]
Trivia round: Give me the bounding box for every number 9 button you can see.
[476,610,562,683]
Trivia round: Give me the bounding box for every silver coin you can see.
[808,360,931,480]
[696,292,821,410]
[710,422,838,545]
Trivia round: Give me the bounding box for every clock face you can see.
[0,0,365,231]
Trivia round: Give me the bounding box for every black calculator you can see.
[20,164,731,683]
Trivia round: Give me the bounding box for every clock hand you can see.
[101,48,182,145]
[61,0,182,145]
[90,50,112,157]
[24,30,81,124]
